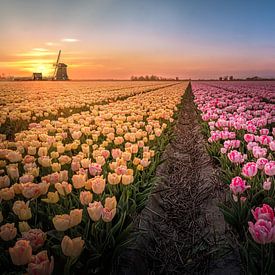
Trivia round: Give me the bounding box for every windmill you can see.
[52,50,69,80]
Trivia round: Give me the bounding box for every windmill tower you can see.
[52,50,69,80]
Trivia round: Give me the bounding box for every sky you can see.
[0,0,275,79]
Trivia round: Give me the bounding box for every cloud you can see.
[32,48,49,52]
[15,51,56,57]
[61,38,79,42]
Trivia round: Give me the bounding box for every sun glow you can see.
[28,64,53,77]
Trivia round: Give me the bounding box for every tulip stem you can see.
[64,257,72,275]
[85,213,91,239]
[261,245,264,274]
[34,198,38,227]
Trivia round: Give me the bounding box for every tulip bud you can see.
[105,196,117,210]
[0,187,15,200]
[107,173,121,185]
[9,240,32,265]
[19,221,31,233]
[12,200,32,220]
[22,229,46,251]
[41,191,59,204]
[52,214,71,231]
[0,223,17,241]
[72,174,86,189]
[122,174,134,185]
[27,250,54,275]
[69,209,83,227]
[80,191,93,205]
[263,178,272,191]
[102,208,116,222]
[61,236,84,259]
[91,176,106,194]
[87,201,103,221]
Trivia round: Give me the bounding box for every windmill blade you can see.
[56,50,61,64]
[52,50,61,79]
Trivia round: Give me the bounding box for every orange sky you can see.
[2,43,274,80]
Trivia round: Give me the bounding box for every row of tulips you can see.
[0,81,177,139]
[0,82,187,274]
[192,81,275,274]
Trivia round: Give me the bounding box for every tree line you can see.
[130,75,179,81]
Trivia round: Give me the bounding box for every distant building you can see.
[33,73,42,80]
[55,63,68,80]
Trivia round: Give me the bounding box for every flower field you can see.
[192,81,275,274]
[0,81,176,139]
[0,81,187,274]
[2,79,275,274]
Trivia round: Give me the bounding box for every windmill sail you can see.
[52,50,69,80]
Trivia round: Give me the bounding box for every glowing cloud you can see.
[15,51,56,57]
[61,38,79,42]
[32,48,48,52]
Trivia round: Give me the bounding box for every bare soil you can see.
[114,87,241,275]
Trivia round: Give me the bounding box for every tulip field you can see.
[0,81,177,139]
[1,79,275,274]
[0,81,187,274]
[192,81,275,274]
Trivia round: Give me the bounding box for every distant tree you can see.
[229,76,234,81]
[130,76,137,81]
[150,75,159,81]
[130,74,178,81]
[219,77,223,81]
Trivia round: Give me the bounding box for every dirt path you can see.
[115,86,241,275]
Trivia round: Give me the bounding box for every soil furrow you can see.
[114,85,241,275]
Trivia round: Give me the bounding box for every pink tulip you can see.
[227,150,244,164]
[115,165,128,175]
[242,162,258,177]
[101,208,116,222]
[263,178,272,191]
[264,161,275,176]
[252,146,267,158]
[27,250,54,275]
[228,132,236,139]
[258,135,273,145]
[88,163,102,176]
[256,158,269,170]
[252,204,275,222]
[224,140,240,150]
[269,141,275,151]
[21,229,47,251]
[229,176,250,195]
[71,160,80,172]
[247,124,257,133]
[244,134,254,143]
[247,142,258,151]
[248,219,274,244]
[260,129,269,135]
[111,149,122,159]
